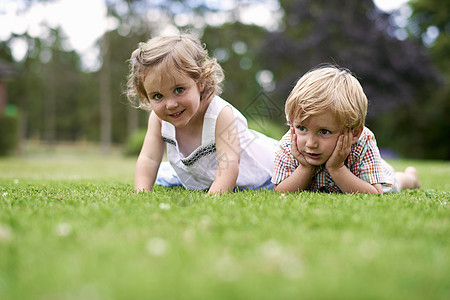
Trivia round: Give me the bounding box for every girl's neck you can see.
[175,95,213,156]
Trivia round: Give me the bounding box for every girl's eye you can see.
[175,87,185,94]
[152,94,163,100]
[297,126,307,132]
[320,129,331,135]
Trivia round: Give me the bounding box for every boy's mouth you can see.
[305,152,320,159]
[169,109,185,118]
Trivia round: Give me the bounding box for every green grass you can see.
[0,153,449,300]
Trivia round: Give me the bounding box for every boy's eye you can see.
[320,129,331,135]
[175,87,185,94]
[297,126,307,132]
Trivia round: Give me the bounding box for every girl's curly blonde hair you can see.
[126,33,224,110]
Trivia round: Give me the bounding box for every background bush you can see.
[124,129,146,157]
[0,113,19,156]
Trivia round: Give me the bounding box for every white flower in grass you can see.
[13,179,19,184]
[280,256,303,280]
[0,225,12,242]
[261,239,284,259]
[213,254,241,281]
[260,239,304,279]
[358,239,379,260]
[159,203,171,210]
[199,215,212,230]
[56,222,72,237]
[147,237,168,256]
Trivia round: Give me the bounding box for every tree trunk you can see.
[100,35,112,155]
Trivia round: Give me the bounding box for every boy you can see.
[272,65,420,194]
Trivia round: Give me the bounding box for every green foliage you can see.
[247,118,288,141]
[1,0,448,160]
[124,129,146,157]
[202,23,268,112]
[409,0,450,77]
[260,0,446,159]
[0,156,449,299]
[388,0,450,159]
[372,83,450,159]
[0,113,19,156]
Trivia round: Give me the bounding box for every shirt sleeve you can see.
[271,133,299,185]
[357,133,390,186]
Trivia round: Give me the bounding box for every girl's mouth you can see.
[169,109,185,118]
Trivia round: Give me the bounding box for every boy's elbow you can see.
[273,183,298,193]
[372,183,383,194]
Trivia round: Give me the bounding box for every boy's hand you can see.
[290,125,313,170]
[326,128,352,171]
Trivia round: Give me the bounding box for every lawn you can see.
[0,151,449,300]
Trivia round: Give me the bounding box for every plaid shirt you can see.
[272,127,396,193]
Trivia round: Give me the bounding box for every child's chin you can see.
[306,157,326,166]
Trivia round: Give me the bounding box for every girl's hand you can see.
[326,128,352,171]
[290,125,313,170]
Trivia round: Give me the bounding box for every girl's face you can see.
[293,109,342,166]
[143,67,203,128]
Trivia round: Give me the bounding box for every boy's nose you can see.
[305,134,318,148]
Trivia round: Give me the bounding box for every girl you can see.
[127,34,277,193]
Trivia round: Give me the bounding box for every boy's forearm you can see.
[274,166,314,193]
[328,166,381,194]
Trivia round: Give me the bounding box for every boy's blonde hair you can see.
[285,65,368,130]
[126,33,224,109]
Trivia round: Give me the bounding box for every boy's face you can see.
[292,109,343,166]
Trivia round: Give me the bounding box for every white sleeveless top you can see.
[161,96,277,190]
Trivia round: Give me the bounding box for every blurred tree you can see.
[3,0,447,158]
[99,32,112,154]
[5,29,87,145]
[262,0,439,115]
[202,22,267,111]
[409,0,450,79]
[4,35,46,142]
[99,1,151,147]
[97,28,150,145]
[259,0,445,158]
[202,22,287,138]
[0,42,14,63]
[404,0,450,159]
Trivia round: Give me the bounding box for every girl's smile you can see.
[169,109,186,118]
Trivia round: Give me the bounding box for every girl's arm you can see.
[134,111,165,192]
[274,126,314,192]
[326,129,382,194]
[209,106,240,194]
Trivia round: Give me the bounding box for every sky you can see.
[0,0,409,71]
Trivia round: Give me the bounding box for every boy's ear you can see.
[351,126,364,144]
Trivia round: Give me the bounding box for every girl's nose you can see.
[166,97,179,109]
